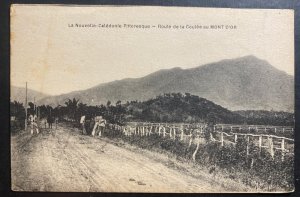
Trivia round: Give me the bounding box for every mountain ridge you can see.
[34,56,294,112]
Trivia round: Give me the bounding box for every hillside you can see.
[11,86,49,104]
[38,56,294,112]
[124,93,244,124]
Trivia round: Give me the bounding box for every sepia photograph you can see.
[10,5,294,192]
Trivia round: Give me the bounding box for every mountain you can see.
[11,86,49,105]
[38,56,294,112]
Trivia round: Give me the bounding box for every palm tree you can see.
[64,98,80,121]
[77,102,87,118]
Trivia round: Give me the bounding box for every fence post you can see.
[234,134,237,143]
[281,138,285,161]
[163,127,166,137]
[124,127,127,136]
[268,136,274,159]
[173,127,176,140]
[246,135,250,157]
[169,127,172,138]
[220,132,224,146]
[192,138,200,162]
[142,126,145,136]
[230,126,232,132]
[181,129,184,141]
[158,126,161,136]
[210,133,215,141]
[258,135,262,155]
[188,132,192,148]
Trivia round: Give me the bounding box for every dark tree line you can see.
[10,92,294,133]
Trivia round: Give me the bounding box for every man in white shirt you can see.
[80,115,86,135]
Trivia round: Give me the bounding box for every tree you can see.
[27,102,35,115]
[10,101,26,131]
[116,100,121,106]
[64,98,80,121]
[10,101,25,120]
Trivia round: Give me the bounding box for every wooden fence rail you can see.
[214,124,294,133]
[106,122,294,162]
[212,131,294,161]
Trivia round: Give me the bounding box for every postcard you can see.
[10,5,294,192]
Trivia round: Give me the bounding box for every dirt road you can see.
[11,124,248,192]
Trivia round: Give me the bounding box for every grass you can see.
[101,127,294,192]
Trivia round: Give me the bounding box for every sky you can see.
[11,5,294,95]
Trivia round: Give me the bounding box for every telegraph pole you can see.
[25,82,28,131]
[33,97,36,115]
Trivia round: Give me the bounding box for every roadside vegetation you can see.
[10,92,294,133]
[10,93,294,191]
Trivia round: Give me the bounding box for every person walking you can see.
[47,114,53,129]
[98,116,106,137]
[29,114,39,134]
[80,115,87,135]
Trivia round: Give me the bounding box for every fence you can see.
[212,131,294,161]
[214,124,294,133]
[106,122,294,162]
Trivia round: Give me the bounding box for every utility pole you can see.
[33,97,36,115]
[38,107,40,119]
[25,82,28,131]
